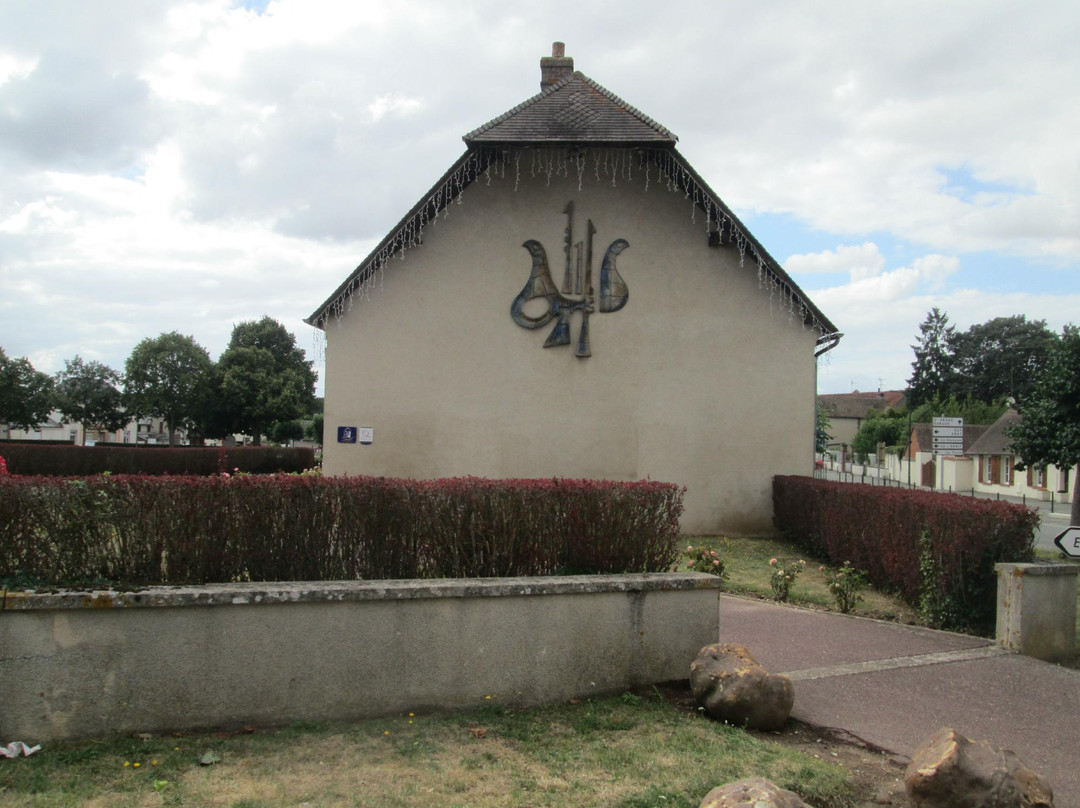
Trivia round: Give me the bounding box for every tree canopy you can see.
[1008,324,1080,525]
[218,317,317,446]
[907,308,956,407]
[123,332,213,446]
[54,356,126,443]
[907,310,1057,407]
[0,348,55,431]
[951,315,1056,403]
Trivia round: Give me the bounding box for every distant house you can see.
[900,422,990,490]
[967,408,1075,502]
[307,44,840,534]
[2,412,173,446]
[818,390,906,449]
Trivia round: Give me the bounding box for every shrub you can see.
[773,476,1037,633]
[768,557,805,602]
[0,444,315,476]
[0,475,684,588]
[682,543,727,578]
[821,561,867,614]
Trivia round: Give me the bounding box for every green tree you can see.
[193,363,237,442]
[814,403,831,453]
[123,332,213,446]
[305,413,325,444]
[908,395,1008,426]
[0,347,55,431]
[907,308,956,407]
[851,409,907,460]
[1007,325,1080,526]
[218,317,317,446]
[270,419,305,445]
[950,315,1056,403]
[54,356,127,444]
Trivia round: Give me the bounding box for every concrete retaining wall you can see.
[1,573,721,741]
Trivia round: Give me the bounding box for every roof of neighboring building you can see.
[966,409,1021,456]
[305,45,840,346]
[818,391,907,419]
[464,71,677,144]
[910,422,991,455]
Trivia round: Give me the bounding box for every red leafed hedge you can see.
[0,443,315,476]
[773,476,1037,633]
[0,475,684,587]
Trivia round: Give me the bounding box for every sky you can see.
[1,0,1078,398]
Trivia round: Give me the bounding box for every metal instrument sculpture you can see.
[510,202,629,357]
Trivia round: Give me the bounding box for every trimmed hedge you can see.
[0,444,314,476]
[773,475,1037,633]
[0,475,684,587]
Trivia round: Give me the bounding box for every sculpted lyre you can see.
[510,203,629,357]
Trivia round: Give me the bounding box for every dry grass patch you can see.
[0,692,857,808]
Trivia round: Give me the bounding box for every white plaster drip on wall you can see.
[313,146,831,340]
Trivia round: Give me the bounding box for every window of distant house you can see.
[1002,456,1012,485]
[1033,466,1045,488]
[981,457,992,484]
[69,430,77,442]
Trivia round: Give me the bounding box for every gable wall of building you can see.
[321,154,819,533]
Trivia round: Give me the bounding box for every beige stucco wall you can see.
[1,575,721,740]
[320,151,821,534]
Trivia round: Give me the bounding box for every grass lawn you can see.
[4,535,1071,807]
[684,536,919,624]
[0,691,858,808]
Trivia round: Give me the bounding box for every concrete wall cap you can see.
[995,562,1080,577]
[1,572,722,611]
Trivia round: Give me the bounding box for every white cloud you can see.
[0,0,1078,402]
[368,94,423,123]
[815,254,959,310]
[785,243,885,281]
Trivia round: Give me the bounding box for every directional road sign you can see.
[933,426,964,437]
[933,417,964,428]
[1053,527,1080,559]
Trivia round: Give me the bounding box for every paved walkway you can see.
[719,595,1080,805]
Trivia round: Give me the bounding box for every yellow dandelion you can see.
[133,762,141,768]
[123,761,131,767]
[383,730,390,736]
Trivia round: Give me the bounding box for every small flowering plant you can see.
[0,455,8,475]
[768,557,805,602]
[821,561,867,614]
[681,543,727,579]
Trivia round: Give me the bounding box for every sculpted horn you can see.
[598,238,629,313]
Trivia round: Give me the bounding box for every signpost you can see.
[932,417,964,456]
[1053,527,1080,559]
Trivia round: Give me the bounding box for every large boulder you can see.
[904,727,1054,807]
[690,643,794,731]
[699,777,809,808]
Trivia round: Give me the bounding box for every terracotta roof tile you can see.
[818,391,907,419]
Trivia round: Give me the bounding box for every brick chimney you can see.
[540,41,573,91]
